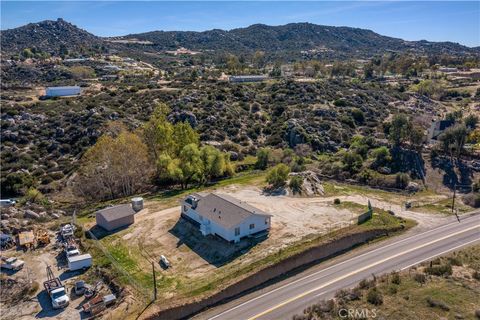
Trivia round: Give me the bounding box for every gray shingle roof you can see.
[96,204,135,222]
[192,193,271,229]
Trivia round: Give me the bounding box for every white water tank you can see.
[131,197,144,212]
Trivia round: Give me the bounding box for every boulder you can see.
[406,182,420,193]
[50,213,60,219]
[229,151,239,161]
[24,210,40,220]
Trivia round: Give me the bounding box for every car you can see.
[74,280,86,295]
[1,256,25,270]
[0,199,16,208]
[160,255,171,268]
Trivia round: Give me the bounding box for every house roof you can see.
[96,204,135,222]
[46,86,80,90]
[191,193,271,229]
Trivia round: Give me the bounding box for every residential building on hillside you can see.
[229,75,268,83]
[181,193,272,243]
[428,119,454,141]
[45,86,81,97]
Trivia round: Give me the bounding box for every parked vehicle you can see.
[160,255,171,268]
[1,256,25,270]
[66,247,80,257]
[44,266,69,309]
[0,234,15,249]
[60,224,75,239]
[82,294,116,315]
[67,254,92,271]
[74,280,86,295]
[0,199,16,207]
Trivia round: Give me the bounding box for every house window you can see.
[249,223,255,230]
[234,227,240,236]
[265,218,269,225]
[184,205,187,212]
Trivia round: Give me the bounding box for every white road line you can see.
[247,224,480,320]
[207,215,478,320]
[400,238,480,271]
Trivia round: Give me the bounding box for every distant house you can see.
[428,119,455,141]
[181,193,272,243]
[45,86,81,97]
[96,204,135,232]
[229,75,268,83]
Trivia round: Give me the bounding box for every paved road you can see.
[201,213,480,320]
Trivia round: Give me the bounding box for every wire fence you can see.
[85,229,154,302]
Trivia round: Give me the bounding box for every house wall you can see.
[181,200,271,243]
[46,87,81,97]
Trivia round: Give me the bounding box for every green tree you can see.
[266,164,290,188]
[200,145,226,183]
[342,151,363,173]
[143,103,175,159]
[76,131,152,200]
[255,148,271,170]
[178,143,203,189]
[388,114,411,146]
[464,114,479,129]
[173,121,200,156]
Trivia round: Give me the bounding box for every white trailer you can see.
[67,254,92,271]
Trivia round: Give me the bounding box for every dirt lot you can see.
[92,184,457,303]
[0,234,120,320]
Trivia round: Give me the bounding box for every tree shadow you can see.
[431,155,473,191]
[168,217,266,268]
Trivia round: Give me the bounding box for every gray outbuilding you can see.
[96,204,135,232]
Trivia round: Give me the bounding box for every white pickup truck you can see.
[1,256,25,271]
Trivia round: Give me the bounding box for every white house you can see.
[181,193,272,243]
[45,86,81,97]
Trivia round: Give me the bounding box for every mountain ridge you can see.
[1,18,478,57]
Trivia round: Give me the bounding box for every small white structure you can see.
[181,193,271,243]
[67,254,92,271]
[46,86,81,97]
[131,197,144,212]
[229,75,268,83]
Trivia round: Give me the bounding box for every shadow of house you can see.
[168,217,266,268]
[87,224,130,240]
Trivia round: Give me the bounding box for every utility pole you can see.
[152,261,157,301]
[452,183,460,223]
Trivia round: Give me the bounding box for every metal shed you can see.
[45,86,81,97]
[95,204,135,232]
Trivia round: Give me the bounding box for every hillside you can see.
[0,18,106,56]
[118,22,478,56]
[1,19,478,58]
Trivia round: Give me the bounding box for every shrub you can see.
[289,176,303,194]
[391,271,401,285]
[266,164,290,188]
[472,270,480,280]
[425,263,452,276]
[463,193,480,208]
[413,273,426,284]
[395,172,410,189]
[366,288,383,305]
[427,297,450,311]
[334,198,341,205]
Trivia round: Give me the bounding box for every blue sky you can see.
[1,1,479,47]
